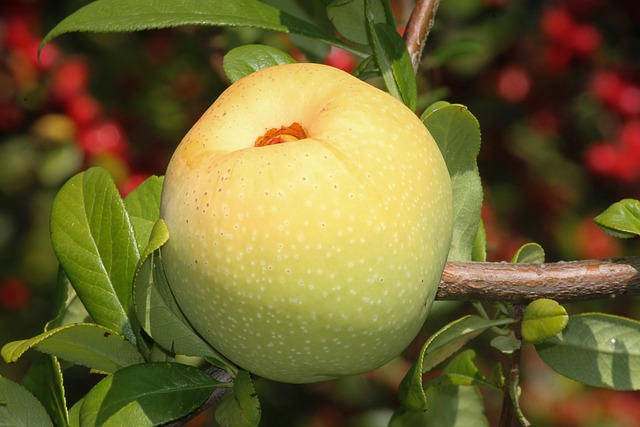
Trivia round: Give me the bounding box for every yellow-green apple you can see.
[160,63,452,383]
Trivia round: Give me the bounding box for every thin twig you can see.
[437,257,640,303]
[498,305,524,427]
[403,0,441,73]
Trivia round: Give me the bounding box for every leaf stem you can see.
[472,301,490,319]
[438,257,640,303]
[403,0,441,73]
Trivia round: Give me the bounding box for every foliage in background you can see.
[1,0,640,426]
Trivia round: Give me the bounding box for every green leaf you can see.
[41,0,352,54]
[423,104,483,261]
[471,219,487,262]
[288,33,331,63]
[260,0,333,62]
[594,199,640,239]
[68,399,82,427]
[47,271,91,330]
[508,375,531,427]
[423,385,489,426]
[490,331,521,354]
[19,275,79,427]
[522,299,568,344]
[420,100,452,121]
[48,268,70,326]
[490,363,505,388]
[425,350,502,391]
[134,221,235,371]
[137,219,170,264]
[263,0,335,32]
[50,167,139,342]
[327,0,394,45]
[79,362,230,427]
[510,242,545,264]
[365,0,417,110]
[536,313,640,390]
[428,39,486,67]
[390,385,489,427]
[223,45,296,84]
[398,315,515,411]
[215,370,261,427]
[124,175,164,253]
[2,323,144,374]
[0,377,54,426]
[421,316,516,373]
[21,354,69,427]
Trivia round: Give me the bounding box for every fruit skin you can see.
[160,63,452,383]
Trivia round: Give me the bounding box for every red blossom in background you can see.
[497,66,530,103]
[0,278,30,310]
[323,46,357,73]
[120,172,151,197]
[0,2,157,199]
[585,73,640,181]
[538,5,602,76]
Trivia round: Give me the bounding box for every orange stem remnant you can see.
[255,122,307,147]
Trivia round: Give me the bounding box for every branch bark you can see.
[437,257,640,303]
[400,0,640,306]
[403,0,441,73]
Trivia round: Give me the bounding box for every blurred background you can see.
[1,0,639,425]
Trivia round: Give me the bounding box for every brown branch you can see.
[163,258,640,425]
[403,0,441,73]
[401,2,640,305]
[437,257,640,303]
[164,257,640,425]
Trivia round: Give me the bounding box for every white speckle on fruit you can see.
[160,63,452,383]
